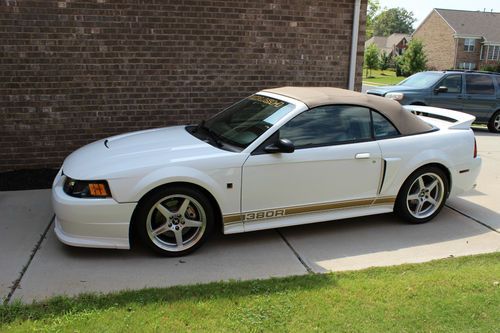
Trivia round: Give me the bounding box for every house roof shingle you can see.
[364,33,410,54]
[435,8,500,44]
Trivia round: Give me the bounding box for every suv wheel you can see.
[488,111,500,133]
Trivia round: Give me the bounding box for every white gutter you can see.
[453,34,482,39]
[348,0,361,90]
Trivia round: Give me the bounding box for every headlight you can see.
[63,177,111,198]
[385,92,404,101]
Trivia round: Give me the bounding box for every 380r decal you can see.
[244,209,285,221]
[222,196,397,225]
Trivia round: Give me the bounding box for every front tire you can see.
[487,111,500,133]
[394,166,448,224]
[136,185,214,256]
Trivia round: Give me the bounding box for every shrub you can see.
[480,62,500,73]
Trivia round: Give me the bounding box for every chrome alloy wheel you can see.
[146,194,207,252]
[494,113,500,131]
[406,172,445,219]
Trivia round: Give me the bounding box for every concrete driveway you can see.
[1,130,499,304]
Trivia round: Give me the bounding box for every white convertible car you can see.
[52,87,481,256]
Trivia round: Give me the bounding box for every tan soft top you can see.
[262,87,432,135]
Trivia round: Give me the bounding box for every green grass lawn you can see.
[1,253,499,332]
[363,69,405,86]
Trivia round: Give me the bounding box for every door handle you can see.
[355,153,371,159]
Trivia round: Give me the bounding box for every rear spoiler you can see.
[403,105,476,130]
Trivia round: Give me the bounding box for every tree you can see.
[380,51,390,72]
[365,0,380,38]
[394,55,404,76]
[399,39,427,76]
[364,43,380,77]
[372,7,416,37]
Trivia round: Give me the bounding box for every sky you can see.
[377,0,500,28]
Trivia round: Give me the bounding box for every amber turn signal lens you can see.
[88,183,109,197]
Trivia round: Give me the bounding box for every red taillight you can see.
[474,138,477,158]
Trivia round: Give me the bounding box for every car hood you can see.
[366,85,424,96]
[62,126,229,179]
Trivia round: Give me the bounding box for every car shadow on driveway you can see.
[11,206,500,302]
[447,196,500,232]
[12,227,308,302]
[52,205,498,270]
[277,207,500,273]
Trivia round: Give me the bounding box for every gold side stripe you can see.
[222,196,396,225]
[372,196,396,205]
[222,214,242,224]
[285,198,374,215]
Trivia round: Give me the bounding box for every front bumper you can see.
[52,170,137,249]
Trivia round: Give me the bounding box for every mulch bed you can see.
[0,168,59,191]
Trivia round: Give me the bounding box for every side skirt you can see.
[222,197,395,234]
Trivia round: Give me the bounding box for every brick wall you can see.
[413,10,455,70]
[0,0,367,171]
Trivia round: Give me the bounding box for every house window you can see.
[458,62,475,70]
[487,45,500,60]
[464,38,475,52]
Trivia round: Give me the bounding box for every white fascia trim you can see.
[434,9,457,33]
[453,34,483,40]
[413,10,438,36]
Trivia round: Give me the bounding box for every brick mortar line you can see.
[275,229,313,274]
[3,214,55,305]
[446,205,499,234]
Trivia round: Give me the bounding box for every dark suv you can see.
[366,71,500,133]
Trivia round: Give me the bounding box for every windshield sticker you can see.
[249,95,285,108]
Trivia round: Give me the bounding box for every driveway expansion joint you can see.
[4,214,55,305]
[446,205,499,233]
[276,229,313,274]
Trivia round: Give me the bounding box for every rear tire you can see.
[136,185,214,256]
[487,111,500,133]
[394,166,448,224]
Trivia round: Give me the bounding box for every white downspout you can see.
[348,0,362,90]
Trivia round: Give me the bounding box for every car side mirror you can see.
[264,138,295,153]
[434,86,448,94]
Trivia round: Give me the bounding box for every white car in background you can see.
[52,87,481,256]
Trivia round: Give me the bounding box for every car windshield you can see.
[202,95,294,148]
[397,72,443,89]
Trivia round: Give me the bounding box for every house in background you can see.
[365,33,410,57]
[413,8,500,70]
